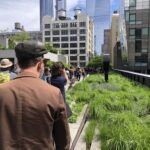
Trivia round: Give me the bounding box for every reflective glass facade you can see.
[124,0,150,73]
[40,0,54,30]
[86,0,111,54]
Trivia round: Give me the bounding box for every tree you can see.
[13,32,30,42]
[8,32,30,49]
[87,56,103,69]
[44,43,58,54]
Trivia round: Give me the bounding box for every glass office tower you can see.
[40,0,54,30]
[86,0,111,54]
[124,0,150,73]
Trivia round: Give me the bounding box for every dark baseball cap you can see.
[15,41,48,58]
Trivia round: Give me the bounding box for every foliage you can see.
[84,120,97,145]
[45,60,53,68]
[87,56,103,69]
[44,43,58,54]
[67,73,150,149]
[88,74,150,150]
[8,32,30,49]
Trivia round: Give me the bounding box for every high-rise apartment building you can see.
[86,0,111,54]
[42,11,94,67]
[40,0,54,30]
[124,0,150,73]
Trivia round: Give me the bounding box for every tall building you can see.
[124,0,150,73]
[102,29,111,54]
[40,0,54,30]
[86,0,111,54]
[42,10,94,67]
[56,0,67,19]
[110,11,120,67]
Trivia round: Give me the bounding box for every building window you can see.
[142,28,148,36]
[142,49,148,53]
[45,31,50,35]
[125,11,129,21]
[61,37,68,41]
[61,30,68,35]
[80,22,86,27]
[80,56,86,60]
[80,62,86,67]
[80,43,85,47]
[129,0,136,7]
[80,49,85,54]
[141,54,148,63]
[70,36,77,41]
[70,22,77,27]
[45,24,50,29]
[53,44,60,48]
[70,43,77,48]
[80,29,86,34]
[129,28,135,35]
[61,43,68,48]
[135,29,141,38]
[80,36,86,41]
[70,62,77,67]
[61,23,68,28]
[62,50,68,54]
[53,23,60,28]
[70,56,77,60]
[70,30,77,34]
[53,37,60,42]
[135,54,148,63]
[135,40,142,52]
[70,49,77,54]
[45,37,50,42]
[53,30,59,35]
[135,56,141,63]
[129,14,136,21]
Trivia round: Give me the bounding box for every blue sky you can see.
[0,0,120,32]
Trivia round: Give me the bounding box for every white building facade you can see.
[42,12,94,67]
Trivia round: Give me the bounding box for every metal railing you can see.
[114,69,150,88]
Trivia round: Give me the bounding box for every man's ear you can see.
[37,60,43,72]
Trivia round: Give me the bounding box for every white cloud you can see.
[0,0,39,31]
[0,0,113,32]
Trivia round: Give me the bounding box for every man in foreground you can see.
[0,41,70,150]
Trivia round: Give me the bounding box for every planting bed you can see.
[67,73,150,150]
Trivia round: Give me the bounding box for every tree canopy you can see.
[44,43,58,54]
[8,32,30,49]
[87,56,103,69]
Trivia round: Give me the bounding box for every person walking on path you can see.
[51,62,72,118]
[0,41,71,150]
[103,54,110,82]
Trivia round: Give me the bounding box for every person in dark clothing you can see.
[103,61,110,82]
[51,62,68,101]
[51,62,72,117]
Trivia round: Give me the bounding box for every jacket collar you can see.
[15,71,38,79]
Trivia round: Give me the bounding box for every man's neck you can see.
[21,68,39,78]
